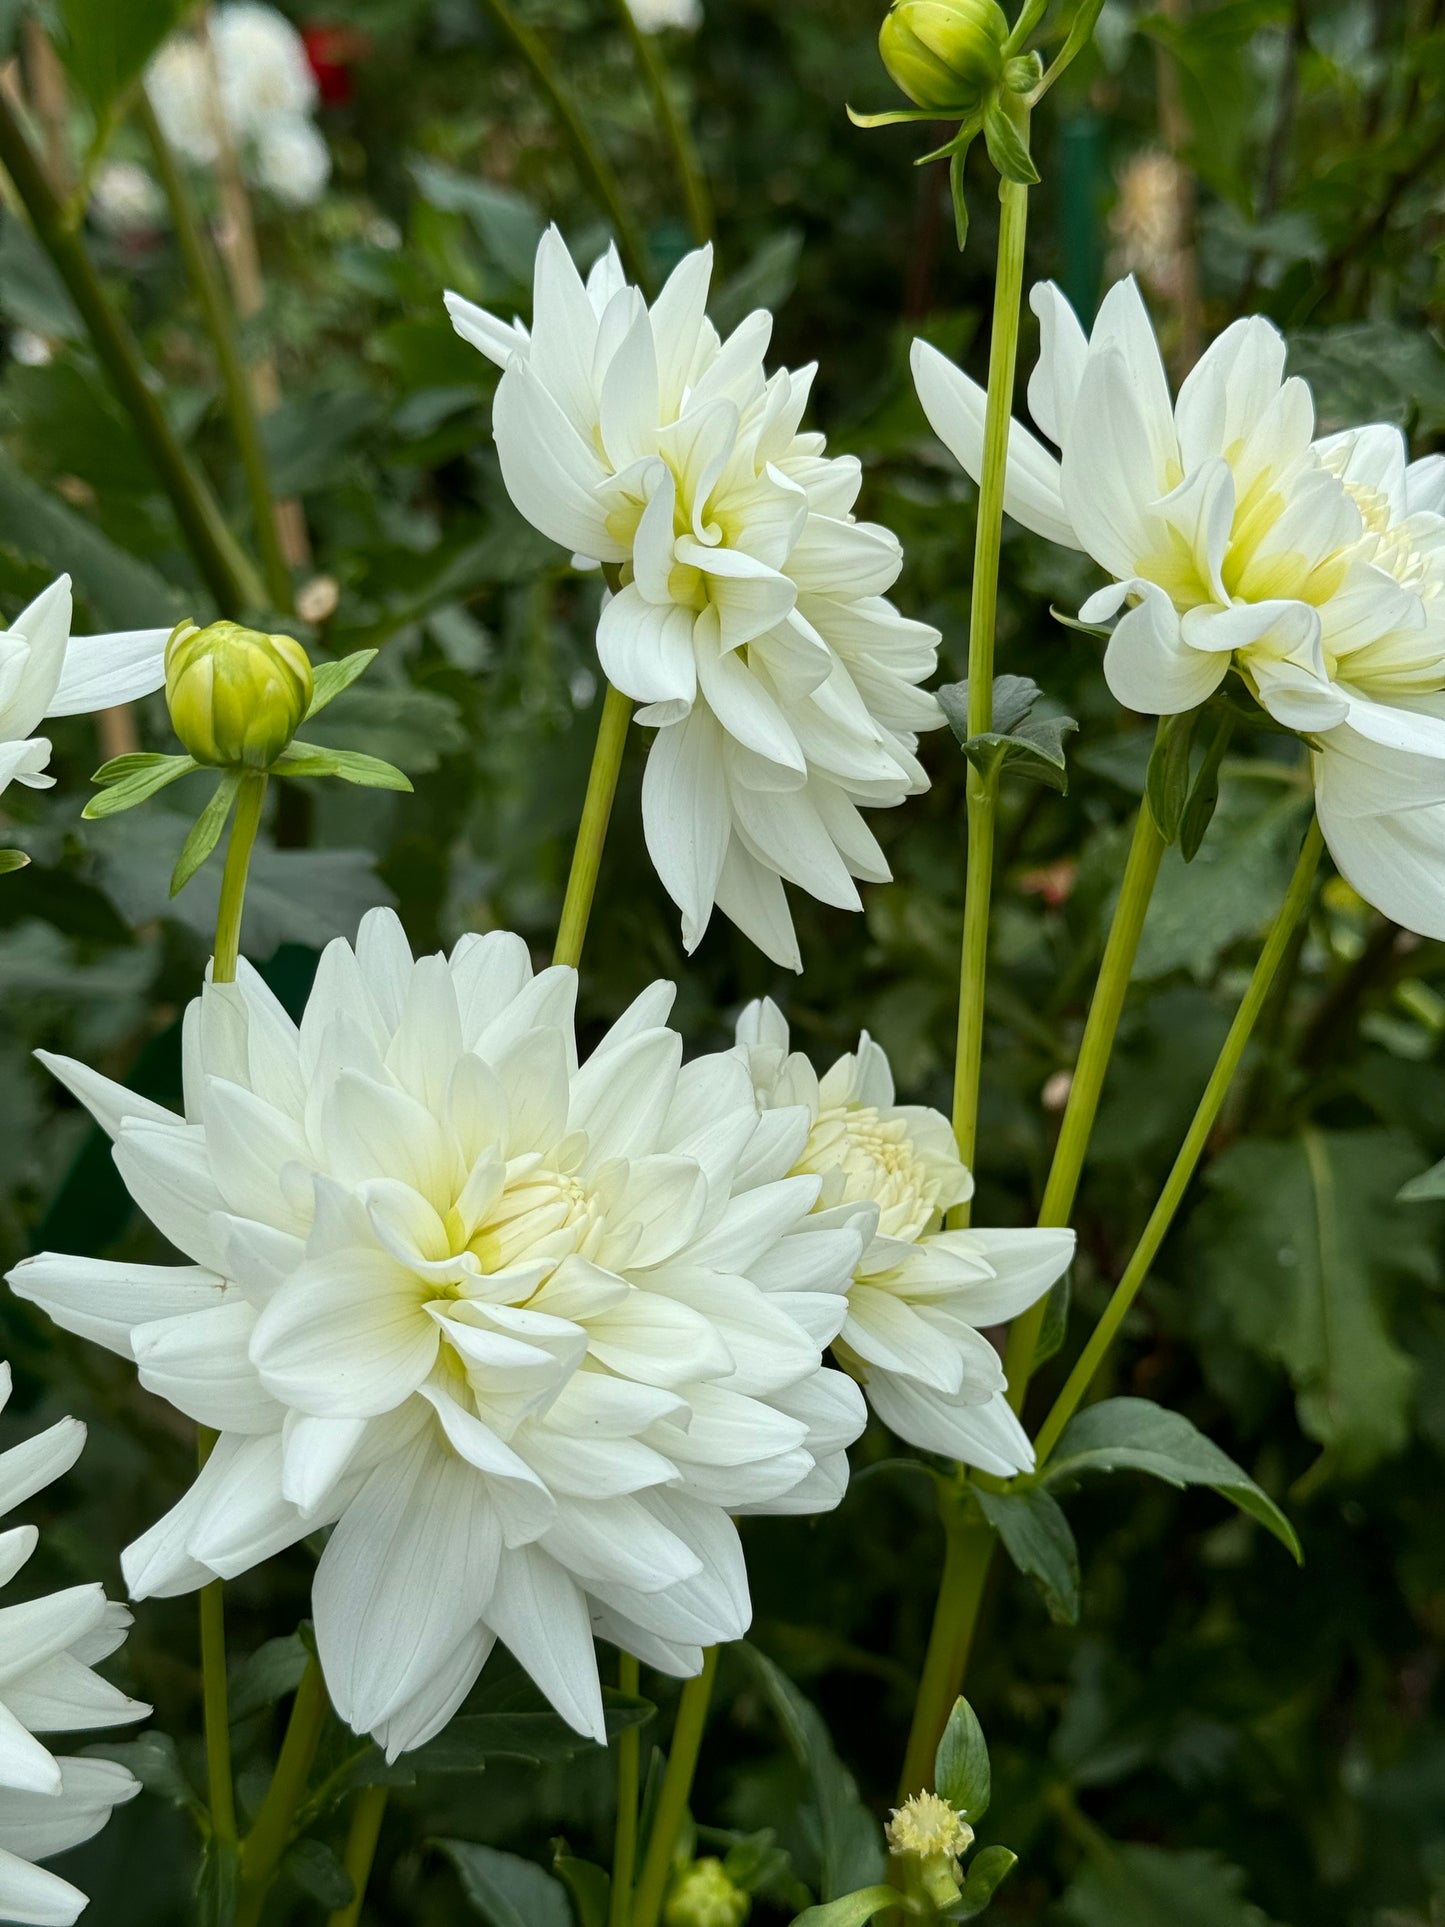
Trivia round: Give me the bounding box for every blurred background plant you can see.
[0,0,1441,1922]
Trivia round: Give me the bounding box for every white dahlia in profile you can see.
[10,912,864,1757]
[0,1363,148,1926]
[734,1002,1074,1475]
[912,279,1445,939]
[446,229,943,971]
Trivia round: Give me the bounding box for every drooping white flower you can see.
[446,229,944,971]
[912,280,1445,938]
[734,1002,1074,1475]
[251,113,331,206]
[10,911,865,1758]
[626,0,703,31]
[0,576,172,804]
[0,1363,148,1926]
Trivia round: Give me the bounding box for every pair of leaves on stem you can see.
[1145,707,1234,861]
[82,649,412,897]
[977,1396,1301,1628]
[938,674,1078,794]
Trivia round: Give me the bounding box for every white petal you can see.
[493,361,622,563]
[484,1544,604,1740]
[1100,581,1230,716]
[45,629,170,717]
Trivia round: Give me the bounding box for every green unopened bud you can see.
[165,619,313,770]
[887,1791,974,1909]
[663,1858,750,1927]
[879,0,1009,115]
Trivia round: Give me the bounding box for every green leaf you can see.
[301,682,467,774]
[789,1887,902,1927]
[195,1838,242,1927]
[1059,1844,1273,1927]
[441,1841,571,1927]
[933,1699,991,1822]
[0,849,30,876]
[406,1694,653,1774]
[709,230,804,336]
[735,1645,886,1901]
[170,774,240,898]
[283,1840,354,1910]
[305,649,378,719]
[84,1734,205,1821]
[410,159,543,284]
[1042,1397,1301,1561]
[552,1850,609,1927]
[1144,711,1199,846]
[974,1484,1082,1622]
[1195,1128,1431,1476]
[944,1844,1018,1920]
[53,0,189,119]
[1033,1272,1071,1369]
[1399,1155,1445,1203]
[230,1633,310,1724]
[937,676,1078,793]
[274,743,414,791]
[1178,713,1234,861]
[983,99,1039,184]
[83,754,197,819]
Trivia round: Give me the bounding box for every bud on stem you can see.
[879,0,1009,115]
[165,619,313,771]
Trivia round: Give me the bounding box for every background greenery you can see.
[0,0,1443,1921]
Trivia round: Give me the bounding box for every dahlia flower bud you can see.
[886,1791,975,1909]
[164,618,312,770]
[879,0,1009,116]
[664,1858,750,1927]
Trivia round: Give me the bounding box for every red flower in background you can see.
[302,22,370,104]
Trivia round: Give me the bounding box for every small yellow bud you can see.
[165,619,313,771]
[879,0,1009,116]
[663,1858,750,1927]
[887,1791,974,1906]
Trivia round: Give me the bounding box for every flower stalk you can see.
[554,681,634,971]
[612,0,713,243]
[213,772,268,983]
[235,1655,331,1927]
[327,1785,389,1927]
[631,1647,718,1927]
[196,1519,236,1848]
[610,1653,642,1927]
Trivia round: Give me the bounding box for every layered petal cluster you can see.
[0,577,171,804]
[0,1364,147,1926]
[913,281,1445,936]
[733,1003,1073,1475]
[447,230,943,970]
[10,912,864,1758]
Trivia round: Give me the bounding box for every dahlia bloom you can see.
[0,1363,148,1926]
[11,913,865,1756]
[626,0,703,29]
[0,576,171,803]
[914,282,1445,936]
[446,230,943,971]
[733,1002,1074,1475]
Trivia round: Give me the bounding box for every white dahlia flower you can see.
[251,113,331,207]
[146,37,222,166]
[211,3,318,137]
[446,229,944,971]
[913,279,1445,939]
[0,576,172,803]
[0,1363,148,1926]
[733,1002,1074,1476]
[10,912,865,1758]
[626,0,703,30]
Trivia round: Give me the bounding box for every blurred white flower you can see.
[447,229,943,972]
[11,911,864,1757]
[147,36,222,165]
[734,1003,1074,1475]
[0,576,173,804]
[913,280,1445,938]
[251,112,331,206]
[211,1,317,136]
[9,333,52,369]
[0,1362,148,1927]
[626,0,703,31]
[89,160,166,238]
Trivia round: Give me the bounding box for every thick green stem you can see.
[136,92,292,615]
[613,0,713,243]
[327,1785,389,1927]
[195,1430,236,1848]
[478,0,654,291]
[1033,816,1325,1464]
[631,1648,718,1927]
[897,1493,992,1801]
[554,683,633,971]
[610,1653,642,1927]
[235,1656,331,1927]
[949,158,1031,1209]
[1002,784,1168,1402]
[213,773,268,983]
[0,90,264,615]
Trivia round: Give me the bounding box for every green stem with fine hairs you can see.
[553,682,634,971]
[0,89,264,615]
[477,0,655,291]
[610,1654,642,1927]
[612,0,714,244]
[631,1648,718,1927]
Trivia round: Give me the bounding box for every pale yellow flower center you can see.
[886,1792,974,1863]
[795,1103,945,1243]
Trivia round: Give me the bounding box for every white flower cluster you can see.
[914,278,1445,939]
[148,2,331,208]
[447,231,945,972]
[626,0,704,31]
[0,1365,147,1926]
[734,1002,1074,1475]
[12,913,868,1757]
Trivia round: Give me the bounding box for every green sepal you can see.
[934,1698,991,1822]
[938,675,1078,793]
[1179,711,1235,861]
[304,649,378,720]
[0,849,29,876]
[983,98,1038,184]
[846,104,942,128]
[274,742,414,791]
[1033,1271,1070,1368]
[949,145,972,250]
[1003,51,1044,94]
[916,114,983,166]
[171,773,241,898]
[83,752,198,820]
[1144,709,1199,844]
[1050,604,1112,640]
[551,1848,610,1927]
[942,1845,1017,1920]
[1035,0,1107,99]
